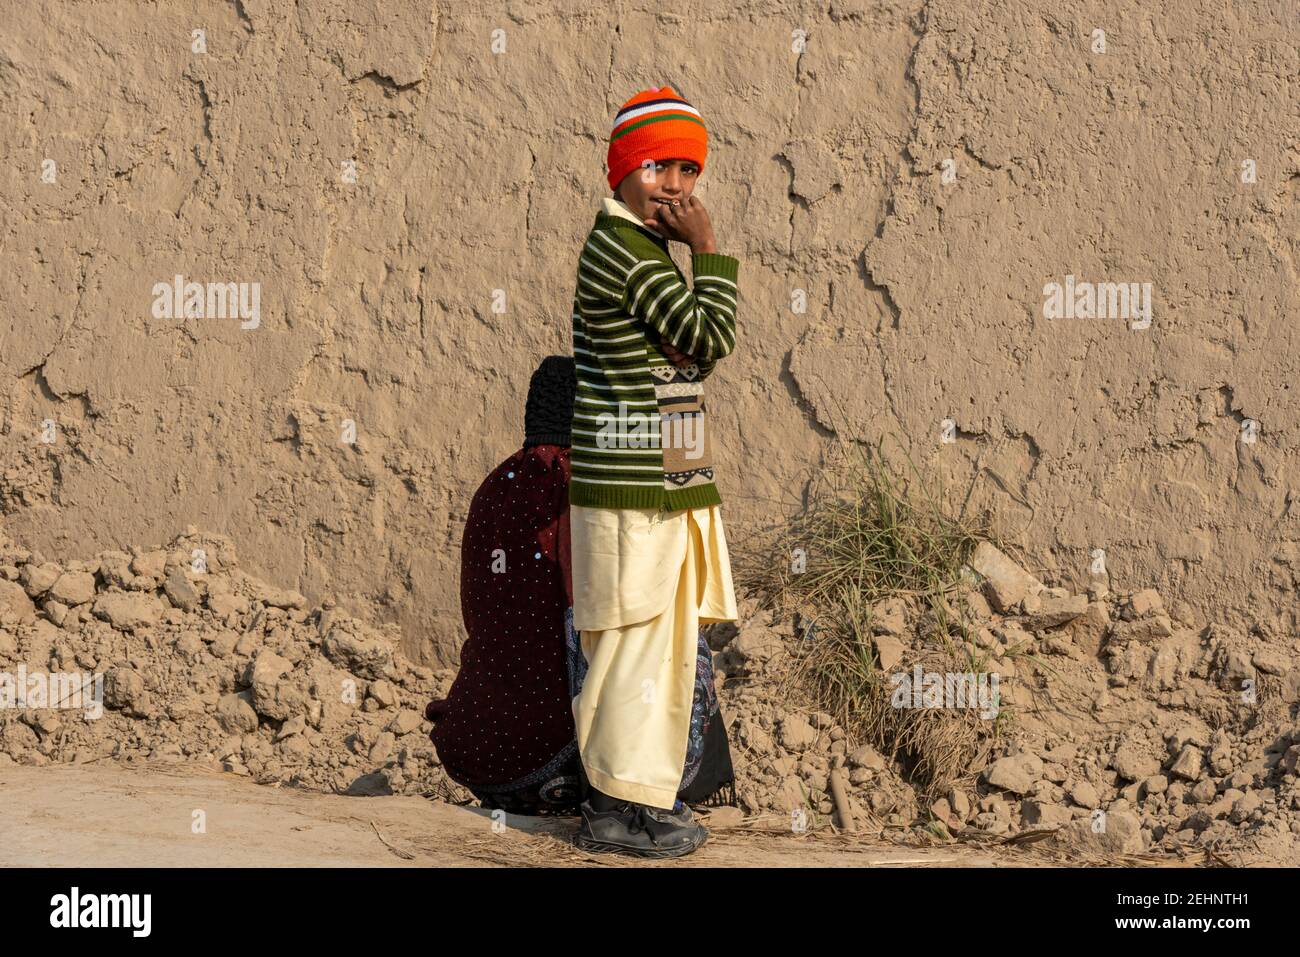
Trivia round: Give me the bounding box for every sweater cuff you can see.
[692,252,739,283]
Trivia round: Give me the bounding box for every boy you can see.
[568,85,742,858]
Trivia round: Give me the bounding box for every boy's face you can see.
[614,158,700,224]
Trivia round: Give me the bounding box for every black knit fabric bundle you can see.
[524,355,576,449]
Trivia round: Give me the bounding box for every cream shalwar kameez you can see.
[570,503,738,809]
[569,195,740,810]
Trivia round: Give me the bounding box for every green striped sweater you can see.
[568,198,739,510]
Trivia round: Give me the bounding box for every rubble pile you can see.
[0,528,454,797]
[712,541,1300,860]
[3,523,1297,862]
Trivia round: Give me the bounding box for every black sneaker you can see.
[574,799,708,859]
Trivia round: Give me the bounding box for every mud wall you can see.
[2,0,1296,664]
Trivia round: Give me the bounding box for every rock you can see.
[1252,649,1288,676]
[1279,676,1300,707]
[321,621,392,679]
[730,619,783,664]
[1170,743,1206,780]
[1224,769,1255,791]
[256,585,307,610]
[1044,742,1076,765]
[209,630,239,658]
[1187,778,1217,804]
[277,734,311,762]
[1050,809,1146,855]
[387,709,423,735]
[985,753,1043,795]
[848,744,887,771]
[1167,726,1206,753]
[948,788,971,821]
[869,597,910,636]
[1112,741,1160,782]
[1041,761,1067,784]
[0,580,37,625]
[1206,790,1241,820]
[1218,649,1255,689]
[962,590,993,620]
[1042,635,1078,657]
[1019,593,1088,630]
[275,715,307,741]
[873,632,906,672]
[216,692,259,734]
[1108,615,1175,643]
[1123,589,1164,620]
[42,599,69,626]
[249,650,293,689]
[1279,746,1300,776]
[704,806,745,827]
[368,731,396,765]
[163,570,202,611]
[777,714,817,752]
[174,632,204,658]
[930,797,958,826]
[1069,780,1101,808]
[847,767,874,785]
[1142,774,1169,796]
[207,591,250,621]
[92,592,164,631]
[97,552,134,588]
[345,772,393,796]
[130,551,168,580]
[1229,791,1261,824]
[47,571,95,606]
[1183,807,1220,832]
[736,719,774,755]
[1021,799,1074,827]
[367,679,398,709]
[969,542,1043,613]
[166,694,206,721]
[254,670,313,717]
[32,712,62,734]
[234,632,261,656]
[21,562,62,597]
[103,668,146,711]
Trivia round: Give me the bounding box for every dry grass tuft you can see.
[736,432,1008,802]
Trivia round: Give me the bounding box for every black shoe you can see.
[668,801,695,825]
[574,799,708,859]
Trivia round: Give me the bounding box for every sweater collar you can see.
[601,196,645,227]
[594,196,668,246]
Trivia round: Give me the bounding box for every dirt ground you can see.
[0,761,1086,869]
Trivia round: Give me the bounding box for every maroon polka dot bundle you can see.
[425,444,574,789]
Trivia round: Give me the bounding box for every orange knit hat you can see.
[606,85,708,192]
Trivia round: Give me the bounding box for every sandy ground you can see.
[0,762,1067,868]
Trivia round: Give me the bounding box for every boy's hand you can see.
[661,341,696,368]
[643,195,718,254]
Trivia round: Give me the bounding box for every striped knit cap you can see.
[606,85,708,192]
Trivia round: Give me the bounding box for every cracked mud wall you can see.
[0,1,1295,665]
